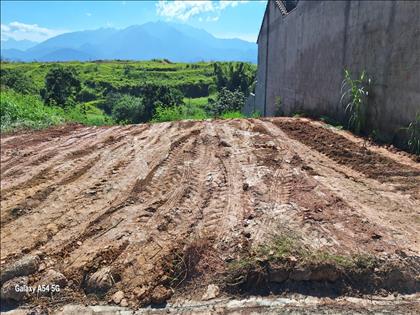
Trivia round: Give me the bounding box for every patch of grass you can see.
[292,110,306,118]
[1,89,64,133]
[320,115,344,130]
[250,110,262,118]
[183,95,215,108]
[152,103,209,122]
[226,234,377,286]
[220,111,245,119]
[0,89,112,133]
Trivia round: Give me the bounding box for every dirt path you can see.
[1,118,419,312]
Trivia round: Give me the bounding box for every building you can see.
[255,0,420,144]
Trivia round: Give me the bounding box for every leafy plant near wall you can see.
[407,113,420,155]
[340,69,372,134]
[274,96,283,116]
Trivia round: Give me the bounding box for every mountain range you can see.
[1,22,257,63]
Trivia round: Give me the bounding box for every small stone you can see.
[85,267,116,293]
[202,284,220,301]
[242,183,249,191]
[38,263,46,272]
[151,285,172,304]
[133,286,147,299]
[1,276,28,301]
[0,255,40,284]
[112,290,124,304]
[219,140,231,147]
[77,241,82,246]
[371,232,382,240]
[120,298,129,307]
[42,269,67,287]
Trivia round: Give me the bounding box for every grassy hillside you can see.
[1,60,256,132]
[1,60,219,98]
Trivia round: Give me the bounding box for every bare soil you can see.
[1,118,419,312]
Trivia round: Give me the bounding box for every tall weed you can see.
[340,69,372,134]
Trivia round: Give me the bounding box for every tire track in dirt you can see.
[257,120,419,254]
[50,126,201,268]
[0,156,98,227]
[49,127,204,298]
[0,126,154,262]
[1,119,419,309]
[0,126,137,201]
[272,119,420,199]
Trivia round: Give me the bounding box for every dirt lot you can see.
[1,118,419,313]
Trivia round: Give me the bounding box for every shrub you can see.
[0,90,64,132]
[206,87,246,116]
[0,68,37,94]
[77,87,97,102]
[111,94,145,124]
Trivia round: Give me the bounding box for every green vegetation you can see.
[1,60,256,133]
[41,65,81,107]
[206,87,246,116]
[274,96,282,116]
[0,89,111,133]
[340,69,372,134]
[213,62,256,95]
[226,234,377,287]
[407,113,420,155]
[152,103,209,122]
[220,111,245,119]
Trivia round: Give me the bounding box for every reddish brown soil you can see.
[1,118,419,310]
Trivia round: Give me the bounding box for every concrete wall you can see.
[256,0,420,142]
[243,93,256,116]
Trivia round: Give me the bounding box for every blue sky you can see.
[1,1,267,43]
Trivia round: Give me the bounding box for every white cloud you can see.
[156,0,249,21]
[1,21,66,42]
[206,16,219,22]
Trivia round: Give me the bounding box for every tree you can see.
[135,84,184,121]
[41,65,81,107]
[213,62,256,96]
[111,94,145,124]
[206,87,246,116]
[103,85,184,123]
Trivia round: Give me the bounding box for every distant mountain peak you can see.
[1,21,256,63]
